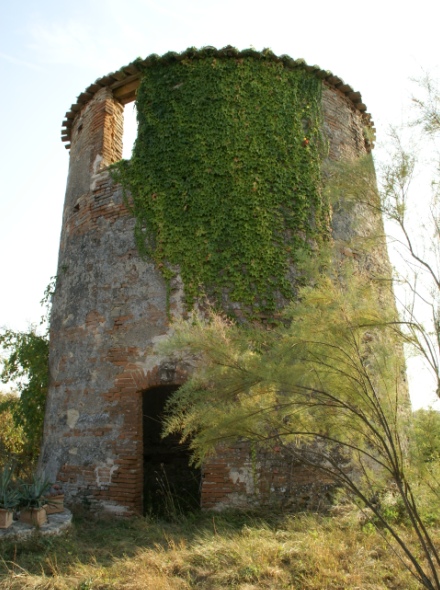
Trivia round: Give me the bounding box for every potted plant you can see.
[0,465,19,529]
[18,474,51,526]
[45,482,64,514]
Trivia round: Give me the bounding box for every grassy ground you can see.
[0,509,435,589]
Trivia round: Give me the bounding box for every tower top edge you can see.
[60,46,375,148]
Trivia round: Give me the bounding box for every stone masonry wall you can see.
[40,72,388,514]
[41,88,188,514]
[202,443,336,512]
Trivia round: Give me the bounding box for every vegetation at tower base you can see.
[155,72,440,585]
[111,47,329,318]
[159,264,440,589]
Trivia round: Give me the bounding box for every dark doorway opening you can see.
[142,385,201,516]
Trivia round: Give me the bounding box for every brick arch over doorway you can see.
[106,363,189,516]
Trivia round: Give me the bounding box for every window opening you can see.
[122,103,138,160]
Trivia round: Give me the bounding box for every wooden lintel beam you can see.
[113,79,140,104]
[110,73,141,92]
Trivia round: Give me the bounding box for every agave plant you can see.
[18,473,52,509]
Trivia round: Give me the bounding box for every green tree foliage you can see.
[0,279,53,467]
[0,327,49,464]
[0,392,25,469]
[161,267,440,588]
[162,269,401,463]
[413,408,440,464]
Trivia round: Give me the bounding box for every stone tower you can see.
[40,47,384,515]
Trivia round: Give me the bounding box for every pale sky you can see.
[1,0,439,409]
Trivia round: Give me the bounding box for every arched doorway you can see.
[142,385,201,515]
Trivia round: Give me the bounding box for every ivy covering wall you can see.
[112,47,329,318]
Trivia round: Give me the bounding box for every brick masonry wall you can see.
[202,443,337,511]
[40,76,393,514]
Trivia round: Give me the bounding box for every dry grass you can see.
[0,510,436,589]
